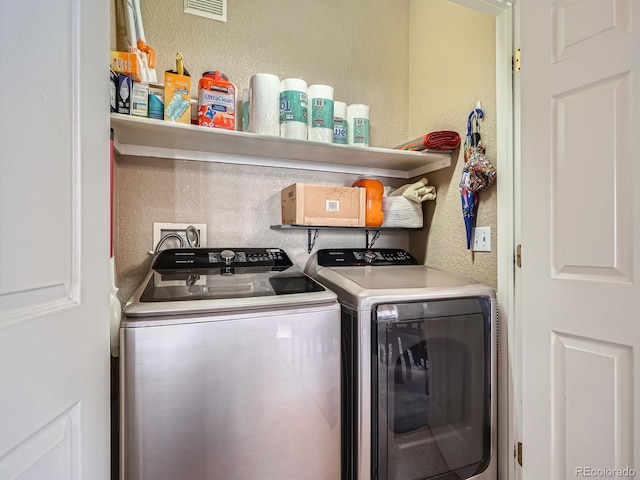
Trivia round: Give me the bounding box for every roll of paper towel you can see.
[241,88,249,132]
[280,78,308,140]
[333,101,348,144]
[308,84,334,143]
[249,73,280,136]
[347,104,370,146]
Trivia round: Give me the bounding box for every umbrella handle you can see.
[466,108,484,136]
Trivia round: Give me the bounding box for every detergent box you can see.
[116,74,132,115]
[148,84,164,120]
[110,69,118,112]
[110,51,139,82]
[281,183,366,227]
[163,71,191,124]
[130,82,149,117]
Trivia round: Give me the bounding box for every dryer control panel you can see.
[316,248,419,266]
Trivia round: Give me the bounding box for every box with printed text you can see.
[281,183,366,227]
[110,51,139,82]
[163,71,191,124]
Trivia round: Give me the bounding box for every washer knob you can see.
[220,249,235,265]
[363,251,376,264]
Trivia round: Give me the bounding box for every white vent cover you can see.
[184,0,227,22]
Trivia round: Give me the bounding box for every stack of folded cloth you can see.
[382,178,436,228]
[393,131,461,151]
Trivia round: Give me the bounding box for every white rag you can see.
[389,178,436,203]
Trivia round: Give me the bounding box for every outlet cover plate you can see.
[153,222,207,251]
[473,226,491,252]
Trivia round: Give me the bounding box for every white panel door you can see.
[0,0,110,479]
[520,0,637,478]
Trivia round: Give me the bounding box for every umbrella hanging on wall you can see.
[459,104,497,249]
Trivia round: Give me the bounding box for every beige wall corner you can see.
[409,0,497,289]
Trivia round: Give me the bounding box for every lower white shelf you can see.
[111,113,453,179]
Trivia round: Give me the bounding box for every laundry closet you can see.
[110,0,498,303]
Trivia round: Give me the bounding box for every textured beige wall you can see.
[114,155,408,303]
[408,0,497,289]
[111,1,412,297]
[113,0,410,148]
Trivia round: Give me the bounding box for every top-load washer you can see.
[121,247,341,480]
[306,248,497,480]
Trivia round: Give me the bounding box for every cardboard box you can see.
[148,84,164,120]
[281,183,366,227]
[110,51,139,82]
[109,69,118,112]
[164,71,191,123]
[116,74,131,115]
[130,82,149,117]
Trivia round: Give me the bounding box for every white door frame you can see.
[494,5,517,480]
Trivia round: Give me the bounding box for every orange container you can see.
[352,178,384,226]
[197,71,236,130]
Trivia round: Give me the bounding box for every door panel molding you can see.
[0,403,81,479]
[551,332,633,478]
[553,0,631,63]
[551,73,632,283]
[0,0,82,323]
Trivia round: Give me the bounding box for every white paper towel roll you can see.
[241,88,249,132]
[249,73,280,136]
[280,78,308,140]
[308,84,334,143]
[333,101,348,144]
[347,103,370,146]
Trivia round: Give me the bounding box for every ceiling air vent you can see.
[184,0,227,23]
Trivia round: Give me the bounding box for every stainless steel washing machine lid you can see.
[305,248,494,308]
[124,248,337,318]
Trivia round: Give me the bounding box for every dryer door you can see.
[373,297,492,480]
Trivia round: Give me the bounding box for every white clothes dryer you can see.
[306,248,497,480]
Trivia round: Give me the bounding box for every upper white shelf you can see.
[110,113,453,179]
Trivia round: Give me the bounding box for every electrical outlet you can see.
[152,222,207,252]
[473,226,491,252]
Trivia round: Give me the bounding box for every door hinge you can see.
[517,441,523,466]
[513,48,521,72]
[516,244,522,268]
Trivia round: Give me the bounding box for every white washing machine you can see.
[306,248,497,480]
[121,247,341,480]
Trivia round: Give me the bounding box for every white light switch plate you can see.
[473,226,491,252]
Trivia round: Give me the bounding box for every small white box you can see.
[130,82,149,117]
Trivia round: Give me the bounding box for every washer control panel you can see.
[152,248,290,271]
[316,248,419,266]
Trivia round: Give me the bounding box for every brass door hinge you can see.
[517,441,523,466]
[513,48,521,72]
[516,244,522,268]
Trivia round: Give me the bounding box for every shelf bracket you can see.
[307,228,320,253]
[365,230,381,249]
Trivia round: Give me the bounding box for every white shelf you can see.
[111,114,453,179]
